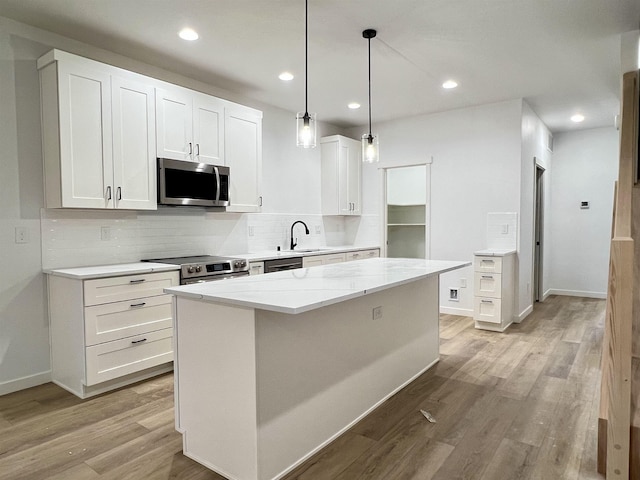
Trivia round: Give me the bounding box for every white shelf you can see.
[388,223,426,227]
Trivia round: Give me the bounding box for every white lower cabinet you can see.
[346,249,380,261]
[473,253,515,332]
[249,261,264,275]
[303,253,346,268]
[48,270,179,398]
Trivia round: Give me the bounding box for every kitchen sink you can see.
[286,248,331,253]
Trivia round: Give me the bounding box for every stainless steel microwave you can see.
[157,158,230,207]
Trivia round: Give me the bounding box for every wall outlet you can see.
[315,225,321,234]
[459,278,467,288]
[501,224,509,234]
[449,288,459,302]
[372,306,383,320]
[15,227,29,244]
[248,226,255,236]
[100,226,111,241]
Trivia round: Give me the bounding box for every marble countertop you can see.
[44,262,181,279]
[237,245,380,262]
[473,248,516,257]
[165,257,470,314]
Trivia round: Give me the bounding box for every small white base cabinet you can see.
[47,269,179,398]
[473,250,515,332]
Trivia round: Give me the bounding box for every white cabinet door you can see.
[57,61,113,208]
[249,262,264,275]
[321,135,362,216]
[193,93,224,165]
[112,76,157,210]
[156,87,193,161]
[225,106,263,213]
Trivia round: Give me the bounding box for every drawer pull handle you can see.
[481,275,494,279]
[130,302,146,308]
[129,279,146,284]
[481,300,493,304]
[131,338,147,344]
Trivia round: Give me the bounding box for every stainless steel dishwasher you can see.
[263,256,303,273]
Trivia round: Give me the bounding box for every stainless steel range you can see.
[143,255,249,285]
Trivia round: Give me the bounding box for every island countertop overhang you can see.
[164,258,470,314]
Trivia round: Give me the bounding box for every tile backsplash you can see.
[41,208,380,269]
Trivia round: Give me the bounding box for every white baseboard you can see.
[542,289,552,302]
[515,304,533,324]
[440,306,473,317]
[0,370,51,396]
[547,289,606,299]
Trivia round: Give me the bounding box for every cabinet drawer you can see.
[474,272,502,298]
[84,294,174,346]
[84,271,179,306]
[85,328,173,386]
[346,249,379,261]
[474,297,502,324]
[474,256,503,273]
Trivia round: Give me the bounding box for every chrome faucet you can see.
[290,221,310,250]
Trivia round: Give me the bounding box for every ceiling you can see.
[0,0,638,133]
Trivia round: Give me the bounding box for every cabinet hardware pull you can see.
[188,142,193,155]
[259,196,263,207]
[117,187,122,200]
[196,143,200,156]
[131,338,147,344]
[481,300,493,304]
[106,186,112,200]
[481,275,494,279]
[130,302,146,307]
[129,279,146,284]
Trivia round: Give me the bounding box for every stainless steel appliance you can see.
[264,257,303,273]
[143,255,248,284]
[157,158,230,207]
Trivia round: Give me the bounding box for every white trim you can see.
[542,288,552,302]
[515,304,533,323]
[547,289,606,300]
[0,370,51,396]
[439,306,473,317]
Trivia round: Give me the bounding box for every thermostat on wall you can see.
[580,201,590,209]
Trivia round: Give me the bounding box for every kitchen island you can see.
[165,257,469,480]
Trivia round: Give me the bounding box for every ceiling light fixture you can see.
[362,29,379,163]
[348,102,361,109]
[296,0,316,148]
[442,80,458,89]
[178,28,199,41]
[571,114,585,123]
[279,72,294,81]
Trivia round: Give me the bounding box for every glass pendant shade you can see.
[296,111,317,148]
[361,133,379,163]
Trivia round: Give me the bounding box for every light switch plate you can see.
[15,227,28,244]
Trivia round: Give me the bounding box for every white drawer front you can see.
[85,328,173,386]
[474,272,502,298]
[474,297,502,324]
[84,295,174,346]
[84,271,179,306]
[474,256,503,273]
[346,249,380,261]
[323,253,346,265]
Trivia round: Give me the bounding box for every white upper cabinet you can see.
[320,135,362,216]
[156,87,224,165]
[225,105,263,213]
[38,50,156,210]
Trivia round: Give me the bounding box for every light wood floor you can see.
[0,295,605,480]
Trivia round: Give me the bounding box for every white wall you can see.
[349,99,523,316]
[548,127,618,297]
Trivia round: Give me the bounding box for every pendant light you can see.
[296,0,316,148]
[362,29,379,163]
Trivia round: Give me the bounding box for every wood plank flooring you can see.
[0,295,605,480]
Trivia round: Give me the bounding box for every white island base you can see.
[176,278,438,480]
[169,259,468,480]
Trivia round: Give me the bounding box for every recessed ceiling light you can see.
[571,114,585,123]
[348,102,361,109]
[442,80,458,89]
[279,72,294,81]
[179,28,199,41]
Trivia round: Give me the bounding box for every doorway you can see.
[534,162,545,302]
[383,164,429,259]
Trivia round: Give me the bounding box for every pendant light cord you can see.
[305,0,308,115]
[367,35,372,138]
